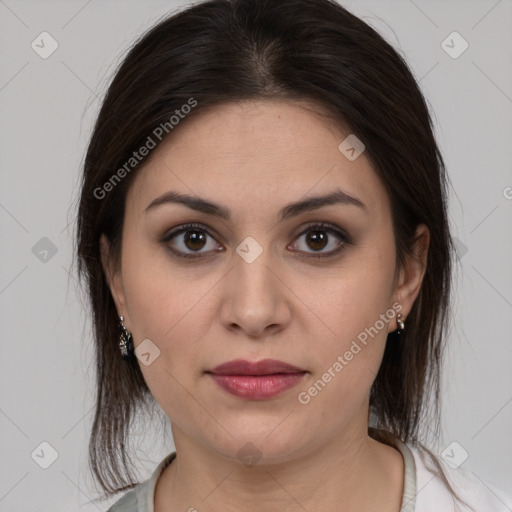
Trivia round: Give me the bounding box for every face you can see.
[101,99,428,464]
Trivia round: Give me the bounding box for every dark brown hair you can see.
[75,0,468,507]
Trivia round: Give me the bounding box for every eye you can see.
[288,222,350,258]
[161,223,223,260]
[161,222,350,260]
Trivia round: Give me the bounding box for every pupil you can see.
[185,230,206,250]
[307,230,327,251]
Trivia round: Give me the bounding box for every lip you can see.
[208,358,306,375]
[206,359,307,400]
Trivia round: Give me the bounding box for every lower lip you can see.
[208,372,307,400]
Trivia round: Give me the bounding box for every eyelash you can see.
[161,222,351,261]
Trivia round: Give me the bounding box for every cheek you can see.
[121,237,207,342]
[120,243,221,414]
[296,307,389,429]
[121,250,210,418]
[299,261,394,352]
[296,252,395,404]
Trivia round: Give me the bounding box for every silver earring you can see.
[396,313,405,334]
[119,316,134,359]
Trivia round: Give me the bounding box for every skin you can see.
[101,99,429,512]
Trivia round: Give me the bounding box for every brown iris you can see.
[184,230,207,251]
[306,229,328,251]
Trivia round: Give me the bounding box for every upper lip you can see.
[208,359,306,376]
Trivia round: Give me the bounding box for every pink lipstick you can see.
[206,359,307,400]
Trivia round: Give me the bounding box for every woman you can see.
[75,0,512,511]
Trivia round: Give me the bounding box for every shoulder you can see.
[408,444,512,512]
[106,488,138,512]
[106,451,177,512]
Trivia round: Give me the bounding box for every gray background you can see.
[0,0,511,510]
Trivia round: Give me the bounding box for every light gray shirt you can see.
[106,436,512,512]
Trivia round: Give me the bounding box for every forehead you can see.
[126,99,390,222]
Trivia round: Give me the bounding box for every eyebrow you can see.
[144,188,367,221]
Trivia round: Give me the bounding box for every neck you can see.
[154,427,405,512]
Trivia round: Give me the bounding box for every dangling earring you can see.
[396,313,405,335]
[118,315,134,360]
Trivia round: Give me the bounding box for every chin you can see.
[204,430,308,467]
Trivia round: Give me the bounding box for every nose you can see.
[218,248,292,339]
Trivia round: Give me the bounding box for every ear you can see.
[100,233,128,317]
[391,223,430,329]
